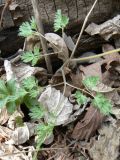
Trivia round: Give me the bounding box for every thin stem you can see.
[71,47,120,62]
[61,69,67,95]
[70,0,98,59]
[31,0,53,74]
[66,82,94,97]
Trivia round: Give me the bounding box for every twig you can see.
[0,146,75,157]
[61,69,67,95]
[71,47,120,62]
[70,0,98,59]
[66,82,94,97]
[31,0,53,74]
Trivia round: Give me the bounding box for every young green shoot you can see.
[75,76,112,115]
[21,47,41,66]
[54,9,69,32]
[19,17,37,37]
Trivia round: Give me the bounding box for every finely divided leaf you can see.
[75,90,87,105]
[36,124,54,148]
[54,9,69,31]
[22,76,39,98]
[19,17,37,37]
[93,94,112,115]
[21,47,40,66]
[29,105,45,120]
[0,80,8,97]
[22,76,38,90]
[83,76,99,89]
[0,79,27,113]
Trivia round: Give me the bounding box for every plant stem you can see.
[70,0,98,59]
[31,0,53,74]
[71,47,120,62]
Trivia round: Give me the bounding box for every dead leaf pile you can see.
[88,122,120,160]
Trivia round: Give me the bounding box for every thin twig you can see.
[61,69,67,95]
[71,47,120,62]
[31,0,53,74]
[70,0,98,59]
[0,146,75,157]
[66,82,94,97]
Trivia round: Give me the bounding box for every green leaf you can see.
[22,76,39,98]
[83,76,99,89]
[6,79,16,95]
[92,93,112,115]
[0,98,8,108]
[30,17,37,30]
[29,105,45,120]
[75,90,87,105]
[22,76,38,90]
[36,123,54,149]
[19,17,37,37]
[15,116,24,127]
[23,95,39,109]
[0,80,8,97]
[21,47,40,66]
[54,9,69,32]
[0,79,27,114]
[6,101,16,114]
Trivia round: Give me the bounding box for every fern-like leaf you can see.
[83,76,99,89]
[54,9,69,32]
[75,90,87,105]
[0,79,27,113]
[36,124,54,149]
[22,76,39,98]
[29,105,45,120]
[19,17,37,37]
[93,93,112,115]
[21,47,40,66]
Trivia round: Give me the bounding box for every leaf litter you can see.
[0,12,120,160]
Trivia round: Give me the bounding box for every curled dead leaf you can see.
[6,123,36,145]
[38,86,73,125]
[13,63,47,85]
[45,33,69,62]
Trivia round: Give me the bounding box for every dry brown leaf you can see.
[112,107,120,119]
[0,108,9,125]
[0,126,12,143]
[88,123,120,160]
[6,123,35,145]
[63,32,75,51]
[13,63,47,85]
[102,44,120,62]
[104,90,120,105]
[70,68,83,88]
[9,1,23,22]
[0,143,33,160]
[45,33,69,62]
[72,105,104,140]
[38,86,73,125]
[80,61,103,80]
[92,82,114,93]
[102,63,120,89]
[24,35,41,52]
[7,110,24,130]
[85,15,120,40]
